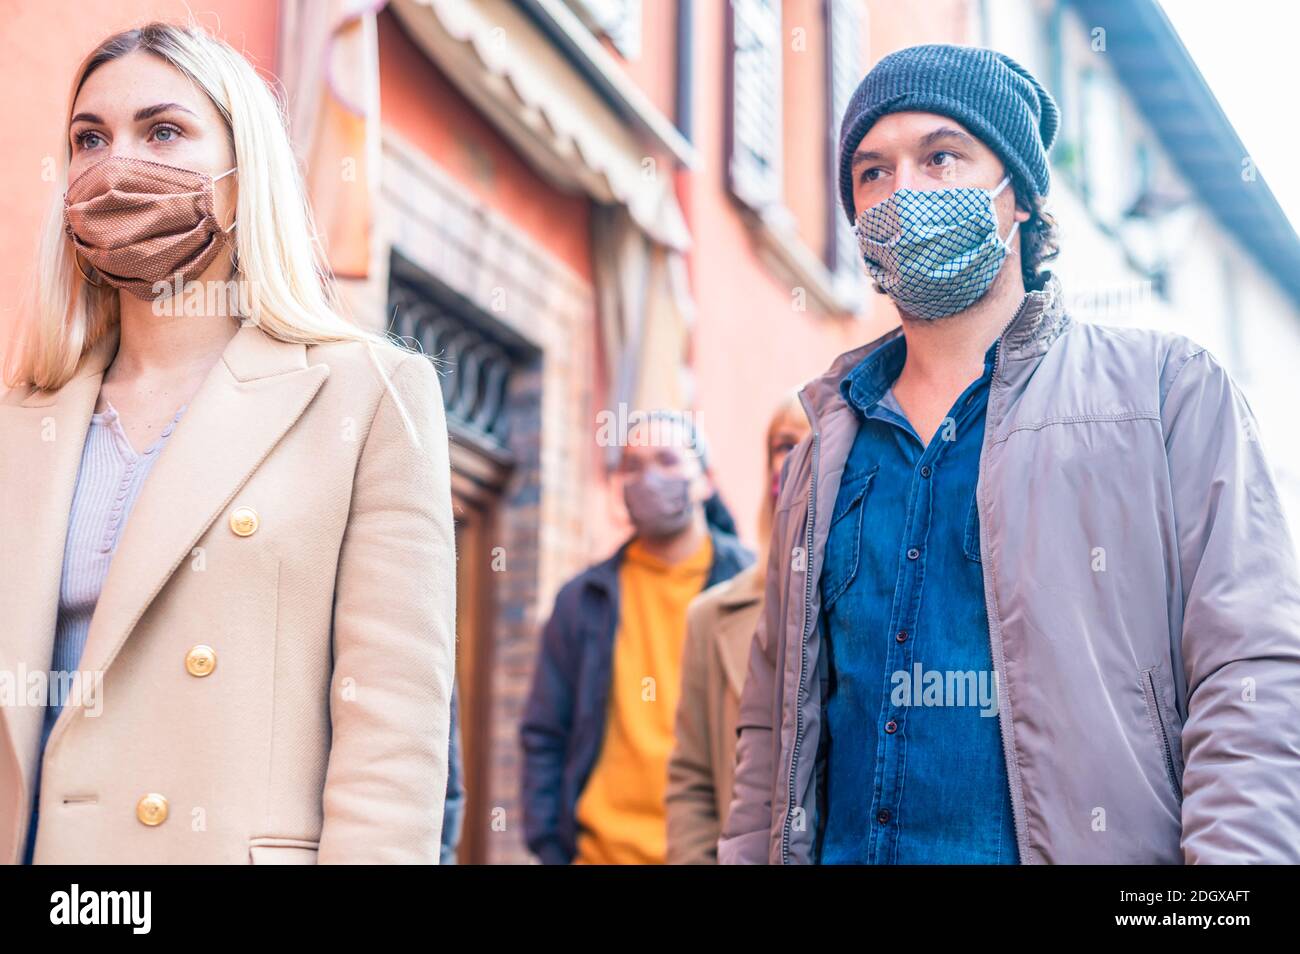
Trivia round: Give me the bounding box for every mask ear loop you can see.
[72,247,104,288]
[989,176,1019,250]
[218,170,239,235]
[1001,218,1021,253]
[214,166,239,235]
[213,166,240,269]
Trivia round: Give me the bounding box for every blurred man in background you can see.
[521,412,752,864]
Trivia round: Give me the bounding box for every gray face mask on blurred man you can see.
[623,470,695,539]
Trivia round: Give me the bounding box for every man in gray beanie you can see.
[720,44,1300,864]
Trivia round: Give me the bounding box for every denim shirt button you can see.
[907,547,920,560]
[885,720,898,734]
[896,630,908,643]
[877,809,891,825]
[920,465,932,478]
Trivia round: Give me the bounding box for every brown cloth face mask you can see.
[63,155,236,300]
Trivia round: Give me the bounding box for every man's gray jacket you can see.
[719,275,1300,864]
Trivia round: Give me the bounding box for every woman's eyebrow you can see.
[69,103,198,126]
[133,102,198,121]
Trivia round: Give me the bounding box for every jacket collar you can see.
[800,274,1071,429]
[584,526,755,598]
[17,318,312,407]
[1001,272,1071,361]
[717,561,763,610]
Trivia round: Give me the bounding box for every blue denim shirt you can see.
[816,335,1018,864]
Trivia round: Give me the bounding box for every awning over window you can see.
[389,0,691,251]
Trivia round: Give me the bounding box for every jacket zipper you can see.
[979,294,1033,862]
[1145,670,1181,799]
[782,420,819,865]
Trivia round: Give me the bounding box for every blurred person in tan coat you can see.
[666,396,809,863]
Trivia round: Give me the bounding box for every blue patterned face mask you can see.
[855,176,1019,320]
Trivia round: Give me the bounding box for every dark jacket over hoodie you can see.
[520,528,753,864]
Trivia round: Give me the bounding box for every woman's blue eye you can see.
[74,131,104,150]
[151,124,180,142]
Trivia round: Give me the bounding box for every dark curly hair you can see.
[1014,187,1060,292]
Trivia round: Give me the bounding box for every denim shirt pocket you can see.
[962,491,982,563]
[821,466,878,610]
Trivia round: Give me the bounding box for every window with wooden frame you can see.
[727,0,865,313]
[727,0,784,211]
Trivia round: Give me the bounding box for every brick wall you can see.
[375,130,617,863]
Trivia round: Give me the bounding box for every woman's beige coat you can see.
[666,562,762,864]
[0,320,456,864]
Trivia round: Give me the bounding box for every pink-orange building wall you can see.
[376,9,594,284]
[0,0,976,553]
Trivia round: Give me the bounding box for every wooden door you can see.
[450,455,504,864]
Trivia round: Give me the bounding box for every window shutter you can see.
[827,0,864,288]
[728,0,783,211]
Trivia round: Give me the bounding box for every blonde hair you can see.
[4,20,393,391]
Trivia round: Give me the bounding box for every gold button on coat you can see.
[185,644,217,677]
[136,793,168,826]
[229,506,259,536]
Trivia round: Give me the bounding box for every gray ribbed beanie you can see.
[837,44,1059,224]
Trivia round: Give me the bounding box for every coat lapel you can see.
[39,322,330,753]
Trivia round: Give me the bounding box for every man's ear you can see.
[693,469,715,504]
[1010,181,1033,223]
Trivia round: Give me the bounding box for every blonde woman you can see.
[666,395,809,863]
[0,23,455,864]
